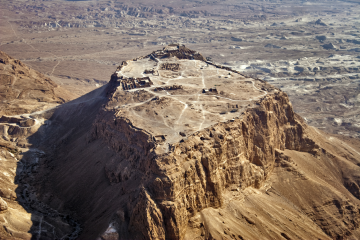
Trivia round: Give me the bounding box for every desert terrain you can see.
[1,0,360,138]
[0,0,360,239]
[0,44,359,240]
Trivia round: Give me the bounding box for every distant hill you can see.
[0,51,76,116]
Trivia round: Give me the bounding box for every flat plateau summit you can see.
[1,46,360,240]
[106,44,276,153]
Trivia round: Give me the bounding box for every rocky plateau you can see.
[0,0,360,239]
[0,45,359,240]
[1,0,360,139]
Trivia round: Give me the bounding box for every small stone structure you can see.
[144,69,159,76]
[154,135,166,142]
[119,77,153,90]
[202,88,218,94]
[160,63,180,71]
[154,85,183,91]
[150,44,206,61]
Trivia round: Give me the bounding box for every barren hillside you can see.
[0,51,77,240]
[0,50,76,116]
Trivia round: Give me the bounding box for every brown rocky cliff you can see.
[128,188,166,239]
[25,79,360,239]
[3,45,359,239]
[89,90,322,239]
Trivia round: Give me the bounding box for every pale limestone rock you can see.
[0,197,8,211]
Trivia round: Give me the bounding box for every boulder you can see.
[315,19,327,26]
[264,44,281,48]
[316,35,327,41]
[322,43,337,50]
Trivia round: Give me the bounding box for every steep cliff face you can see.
[11,46,360,240]
[87,89,326,239]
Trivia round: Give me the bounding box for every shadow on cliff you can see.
[11,80,360,240]
[14,84,110,239]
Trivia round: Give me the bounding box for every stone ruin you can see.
[202,87,218,94]
[143,69,159,75]
[160,63,180,71]
[118,76,153,90]
[153,135,166,143]
[153,85,183,91]
[150,44,206,61]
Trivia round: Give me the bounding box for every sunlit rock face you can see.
[1,46,360,240]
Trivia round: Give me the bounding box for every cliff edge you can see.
[4,45,360,240]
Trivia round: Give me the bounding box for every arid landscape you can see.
[1,0,360,239]
[1,0,360,137]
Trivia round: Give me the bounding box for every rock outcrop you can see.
[4,45,360,240]
[0,197,7,211]
[90,89,321,239]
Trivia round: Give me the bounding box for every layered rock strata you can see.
[15,45,360,240]
[91,89,317,239]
